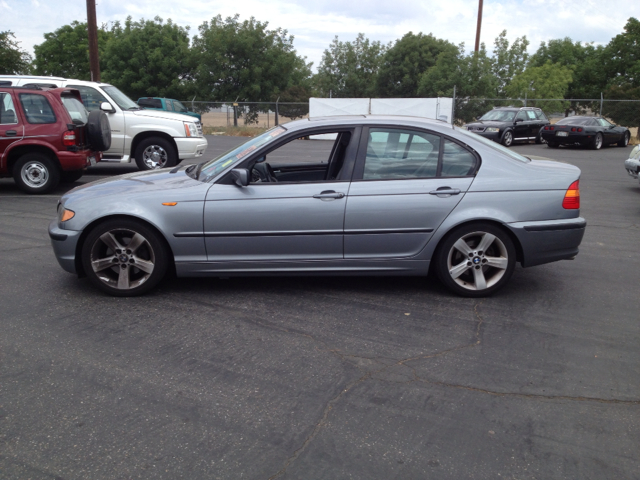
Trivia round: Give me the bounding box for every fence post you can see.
[233,103,238,127]
[451,85,456,124]
[275,97,280,126]
[600,92,603,116]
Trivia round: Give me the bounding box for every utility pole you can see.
[86,0,101,82]
[474,0,483,52]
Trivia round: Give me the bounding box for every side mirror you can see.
[231,168,250,187]
[100,102,115,113]
[514,118,522,123]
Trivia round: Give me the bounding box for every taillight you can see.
[550,126,555,131]
[562,180,580,209]
[571,127,576,132]
[577,127,583,132]
[63,131,76,146]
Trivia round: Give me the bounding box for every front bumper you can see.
[624,157,640,180]
[49,220,82,274]
[175,136,208,160]
[468,130,502,142]
[507,217,586,268]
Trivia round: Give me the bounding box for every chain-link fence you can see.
[187,101,309,129]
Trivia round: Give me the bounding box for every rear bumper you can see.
[175,137,208,160]
[541,132,592,145]
[57,150,101,170]
[507,217,586,268]
[49,220,82,274]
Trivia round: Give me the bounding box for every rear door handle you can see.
[429,187,461,196]
[3,130,17,136]
[313,190,345,199]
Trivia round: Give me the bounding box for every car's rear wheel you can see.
[81,219,169,296]
[501,130,513,147]
[61,170,84,183]
[134,137,177,170]
[435,223,516,297]
[13,153,60,194]
[591,133,603,150]
[618,132,630,147]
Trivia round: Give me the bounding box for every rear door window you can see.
[19,93,56,124]
[0,92,18,124]
[441,140,477,177]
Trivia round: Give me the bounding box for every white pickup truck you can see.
[0,75,208,170]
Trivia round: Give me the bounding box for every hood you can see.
[132,108,198,123]
[62,168,204,203]
[466,120,511,128]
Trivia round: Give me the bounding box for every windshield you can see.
[455,126,530,163]
[102,85,139,110]
[61,96,89,123]
[198,126,287,182]
[173,100,188,113]
[479,110,516,122]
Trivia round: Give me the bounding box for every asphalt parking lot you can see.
[1,136,639,479]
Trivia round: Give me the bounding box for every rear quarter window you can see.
[19,93,57,124]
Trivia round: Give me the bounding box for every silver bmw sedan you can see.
[49,115,586,297]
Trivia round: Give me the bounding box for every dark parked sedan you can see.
[49,115,586,298]
[541,116,631,150]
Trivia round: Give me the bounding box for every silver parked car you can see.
[49,115,586,297]
[624,144,640,184]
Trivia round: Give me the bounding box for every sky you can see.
[1,0,638,71]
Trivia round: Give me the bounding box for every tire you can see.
[134,137,177,170]
[81,219,169,297]
[501,130,513,147]
[86,110,112,151]
[60,170,84,183]
[535,131,546,144]
[547,142,559,148]
[13,153,60,194]
[434,223,517,298]
[591,133,603,150]
[618,131,630,147]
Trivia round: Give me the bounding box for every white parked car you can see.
[625,144,640,184]
[0,75,207,170]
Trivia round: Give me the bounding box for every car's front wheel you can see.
[618,131,630,147]
[134,137,177,170]
[13,153,61,194]
[435,223,516,297]
[81,219,169,296]
[501,130,513,147]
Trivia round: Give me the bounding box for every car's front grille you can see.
[470,126,485,132]
[196,122,203,137]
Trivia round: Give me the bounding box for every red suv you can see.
[0,86,110,194]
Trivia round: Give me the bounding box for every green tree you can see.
[602,17,640,88]
[417,43,499,122]
[33,21,111,80]
[0,31,32,74]
[505,61,573,113]
[102,16,193,99]
[602,84,640,140]
[192,14,311,107]
[492,30,530,96]
[275,85,311,119]
[376,32,458,97]
[313,33,388,97]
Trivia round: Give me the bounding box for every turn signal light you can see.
[162,202,178,206]
[562,180,580,209]
[61,209,75,221]
[63,132,76,146]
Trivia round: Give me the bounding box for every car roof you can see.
[287,115,456,134]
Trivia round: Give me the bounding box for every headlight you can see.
[485,127,500,133]
[184,122,198,137]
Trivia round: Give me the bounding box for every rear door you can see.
[344,127,477,258]
[0,90,24,169]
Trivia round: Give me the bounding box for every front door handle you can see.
[429,187,461,196]
[3,130,17,136]
[313,190,345,199]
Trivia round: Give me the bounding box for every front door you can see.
[203,128,359,262]
[344,127,476,258]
